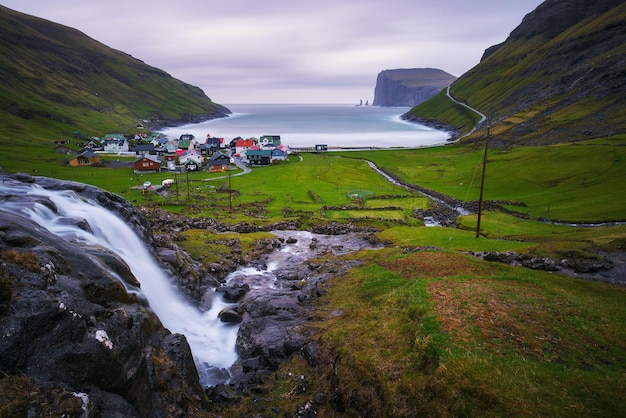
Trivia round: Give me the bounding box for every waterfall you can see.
[0,181,238,387]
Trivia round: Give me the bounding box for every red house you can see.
[235,139,255,155]
[134,154,161,173]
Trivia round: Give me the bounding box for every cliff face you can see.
[373,68,457,107]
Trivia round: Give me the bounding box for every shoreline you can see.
[158,104,452,149]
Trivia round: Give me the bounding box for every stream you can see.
[200,230,379,385]
[0,177,378,387]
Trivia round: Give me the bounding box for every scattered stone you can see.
[217,283,250,302]
[218,307,243,323]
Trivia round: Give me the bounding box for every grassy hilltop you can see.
[0,5,229,145]
[1,1,626,417]
[406,0,626,145]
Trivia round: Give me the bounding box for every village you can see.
[54,131,292,174]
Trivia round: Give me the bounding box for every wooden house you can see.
[134,154,161,173]
[183,160,201,171]
[177,138,193,150]
[178,150,203,165]
[206,153,231,172]
[68,150,101,166]
[178,134,198,151]
[260,135,281,146]
[132,144,156,155]
[203,137,222,154]
[271,147,288,161]
[235,139,256,156]
[160,141,177,154]
[54,145,77,155]
[246,149,272,166]
[229,137,243,150]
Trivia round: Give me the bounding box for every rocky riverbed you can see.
[137,206,385,396]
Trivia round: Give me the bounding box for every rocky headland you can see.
[373,68,457,107]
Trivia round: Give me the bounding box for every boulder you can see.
[218,307,243,323]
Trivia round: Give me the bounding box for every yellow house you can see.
[68,150,101,166]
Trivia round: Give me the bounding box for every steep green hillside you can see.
[406,0,626,145]
[0,5,229,142]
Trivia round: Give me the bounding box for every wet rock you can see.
[157,242,220,303]
[477,250,616,275]
[241,356,262,373]
[414,201,460,227]
[217,283,250,302]
[309,222,378,235]
[219,307,243,323]
[0,173,211,417]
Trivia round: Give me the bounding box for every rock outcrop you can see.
[373,68,457,107]
[0,173,211,417]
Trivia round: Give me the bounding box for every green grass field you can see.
[221,248,626,417]
[331,135,626,223]
[2,133,626,417]
[2,138,624,249]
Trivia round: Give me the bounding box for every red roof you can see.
[235,139,255,147]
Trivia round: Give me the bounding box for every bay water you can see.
[160,104,451,148]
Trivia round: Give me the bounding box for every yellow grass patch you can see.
[378,251,490,278]
[428,278,590,362]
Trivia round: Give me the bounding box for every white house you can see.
[102,134,128,153]
[178,150,203,165]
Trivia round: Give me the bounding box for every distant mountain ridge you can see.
[373,68,457,107]
[0,5,230,139]
[405,0,626,145]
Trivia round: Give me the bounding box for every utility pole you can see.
[476,120,490,238]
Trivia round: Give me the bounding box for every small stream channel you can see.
[199,230,381,386]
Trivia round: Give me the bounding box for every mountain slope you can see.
[405,0,626,145]
[373,68,457,107]
[0,5,229,140]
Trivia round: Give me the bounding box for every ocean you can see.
[159,104,451,149]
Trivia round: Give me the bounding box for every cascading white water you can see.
[1,180,378,388]
[0,181,239,387]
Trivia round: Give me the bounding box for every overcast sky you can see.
[4,0,545,104]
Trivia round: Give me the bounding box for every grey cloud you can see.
[3,0,545,103]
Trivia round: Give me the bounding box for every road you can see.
[201,153,251,182]
[446,86,487,139]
